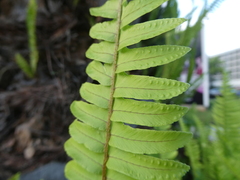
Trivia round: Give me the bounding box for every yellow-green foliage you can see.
[64,0,192,179]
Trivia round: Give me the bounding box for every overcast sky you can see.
[178,0,240,57]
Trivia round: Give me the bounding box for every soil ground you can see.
[0,0,99,179]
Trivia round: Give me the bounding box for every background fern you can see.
[181,72,240,180]
[64,0,192,179]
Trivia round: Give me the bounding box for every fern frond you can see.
[211,72,240,179]
[212,72,240,144]
[65,0,191,179]
[180,118,203,179]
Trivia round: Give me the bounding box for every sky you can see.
[178,0,240,57]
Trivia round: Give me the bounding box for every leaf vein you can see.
[72,144,102,167]
[113,109,170,116]
[118,53,174,66]
[110,156,176,171]
[96,31,117,36]
[115,87,170,90]
[85,89,110,101]
[121,1,155,22]
[92,66,112,78]
[76,127,105,145]
[111,134,177,143]
[73,169,92,180]
[120,29,158,45]
[98,9,118,12]
[77,106,107,123]
[91,50,114,57]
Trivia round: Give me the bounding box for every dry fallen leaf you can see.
[14,115,43,151]
[24,144,35,159]
[15,124,31,151]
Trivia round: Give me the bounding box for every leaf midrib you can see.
[101,0,124,179]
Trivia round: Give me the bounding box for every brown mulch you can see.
[0,0,100,179]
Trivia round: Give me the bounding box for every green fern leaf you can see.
[87,61,112,86]
[80,83,110,109]
[86,42,115,64]
[121,0,168,27]
[115,74,189,100]
[109,122,191,154]
[119,18,186,49]
[90,0,119,19]
[112,98,188,126]
[65,0,191,179]
[116,45,191,72]
[212,73,240,144]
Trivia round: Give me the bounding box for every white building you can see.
[211,48,240,88]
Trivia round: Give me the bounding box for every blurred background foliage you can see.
[1,0,239,180]
[181,72,240,180]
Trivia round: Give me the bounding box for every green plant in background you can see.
[64,0,192,179]
[211,72,240,179]
[139,0,225,104]
[15,0,38,78]
[7,173,20,180]
[181,72,240,180]
[180,111,210,180]
[209,56,223,86]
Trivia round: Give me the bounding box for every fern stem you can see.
[102,0,123,179]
